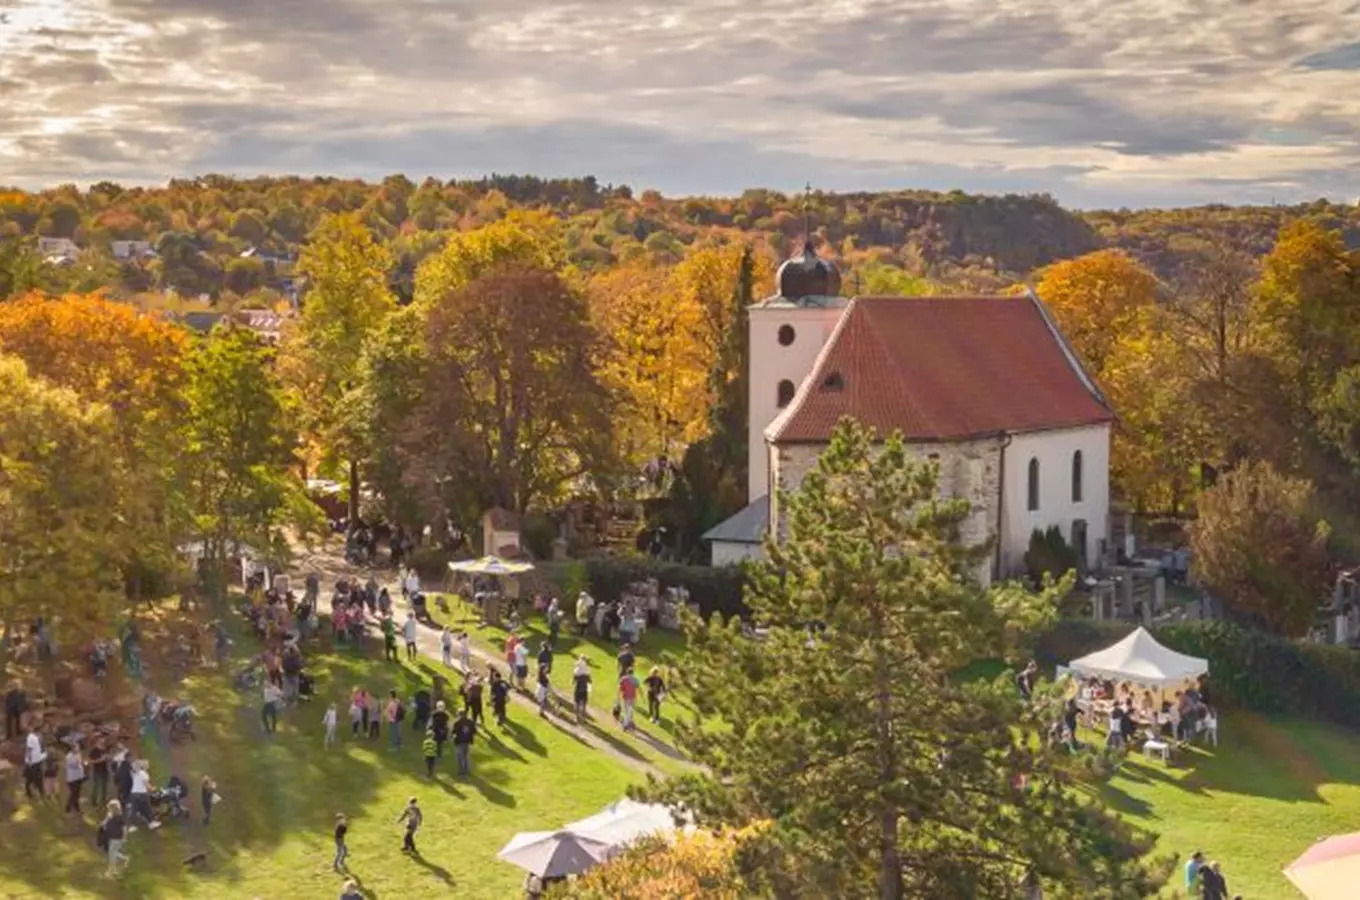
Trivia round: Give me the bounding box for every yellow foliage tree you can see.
[0,355,126,635]
[588,259,710,464]
[0,293,192,593]
[553,824,770,900]
[1032,249,1160,376]
[414,214,563,306]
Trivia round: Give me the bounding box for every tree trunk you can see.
[348,458,360,527]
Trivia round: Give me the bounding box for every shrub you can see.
[580,556,748,621]
[1024,526,1078,583]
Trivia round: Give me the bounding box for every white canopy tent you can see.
[565,798,680,847]
[1069,626,1208,688]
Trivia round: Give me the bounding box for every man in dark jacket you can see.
[451,711,476,777]
[4,682,27,740]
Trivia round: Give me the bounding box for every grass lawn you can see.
[0,639,641,899]
[432,593,703,767]
[1101,712,1360,898]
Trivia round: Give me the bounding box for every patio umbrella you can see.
[1285,833,1360,899]
[448,556,536,576]
[566,798,679,849]
[498,830,612,878]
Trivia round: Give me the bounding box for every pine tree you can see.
[648,420,1170,899]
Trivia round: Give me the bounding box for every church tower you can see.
[746,234,848,503]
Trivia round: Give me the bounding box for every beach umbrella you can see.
[1286,833,1360,899]
[448,556,535,576]
[498,830,612,878]
[565,798,679,849]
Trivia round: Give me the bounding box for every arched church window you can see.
[778,324,796,346]
[777,379,796,408]
[1027,457,1040,512]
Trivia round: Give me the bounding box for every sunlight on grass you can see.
[0,646,641,900]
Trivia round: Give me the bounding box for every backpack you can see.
[394,703,406,723]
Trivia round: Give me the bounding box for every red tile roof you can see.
[771,294,1113,443]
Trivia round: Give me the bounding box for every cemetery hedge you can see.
[1032,618,1360,731]
[579,557,749,621]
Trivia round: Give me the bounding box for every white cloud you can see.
[0,0,1356,206]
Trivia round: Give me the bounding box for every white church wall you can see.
[747,304,845,504]
[1001,424,1110,577]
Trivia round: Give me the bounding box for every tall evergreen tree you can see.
[648,420,1170,899]
[659,244,753,560]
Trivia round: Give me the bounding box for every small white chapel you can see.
[702,237,1115,585]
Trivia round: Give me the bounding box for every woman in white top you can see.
[64,749,86,813]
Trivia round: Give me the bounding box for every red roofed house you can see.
[702,238,1115,584]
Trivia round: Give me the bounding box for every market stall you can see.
[446,556,535,627]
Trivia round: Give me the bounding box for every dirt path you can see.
[288,546,678,780]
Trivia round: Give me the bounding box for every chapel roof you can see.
[768,292,1114,444]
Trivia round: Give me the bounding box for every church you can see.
[702,238,1115,585]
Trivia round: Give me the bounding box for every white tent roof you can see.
[1068,626,1208,687]
[565,798,678,848]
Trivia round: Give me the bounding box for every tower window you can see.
[1027,457,1040,512]
[777,379,796,408]
[1071,450,1084,503]
[778,324,796,346]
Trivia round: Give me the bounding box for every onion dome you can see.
[776,238,841,301]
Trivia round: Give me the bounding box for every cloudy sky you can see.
[0,0,1357,208]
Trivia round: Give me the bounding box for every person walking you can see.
[452,711,476,777]
[513,640,529,690]
[422,729,438,777]
[333,812,350,871]
[535,664,552,718]
[458,631,472,673]
[64,747,86,813]
[546,598,563,648]
[383,614,399,663]
[440,626,454,668]
[536,642,553,677]
[282,643,303,704]
[22,726,45,801]
[464,675,484,727]
[490,669,510,727]
[573,656,591,723]
[430,701,450,758]
[113,746,132,806]
[323,703,338,748]
[403,613,418,662]
[100,800,129,877]
[618,668,639,731]
[386,691,403,750]
[4,681,27,740]
[261,680,282,734]
[617,643,635,677]
[128,761,157,829]
[644,667,667,724]
[88,737,110,808]
[397,797,422,854]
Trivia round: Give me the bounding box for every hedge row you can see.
[1031,618,1360,731]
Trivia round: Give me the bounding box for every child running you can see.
[396,797,422,854]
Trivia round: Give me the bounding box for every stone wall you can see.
[770,436,1004,584]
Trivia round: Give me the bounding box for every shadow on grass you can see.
[0,614,522,899]
[407,851,455,886]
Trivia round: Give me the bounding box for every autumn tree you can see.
[183,324,319,596]
[556,823,773,900]
[0,356,126,643]
[352,306,428,528]
[1189,461,1332,637]
[648,420,1168,898]
[413,214,561,306]
[283,212,396,523]
[1033,249,1160,376]
[0,293,192,595]
[405,265,613,523]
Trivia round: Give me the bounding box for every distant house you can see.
[111,240,156,260]
[170,308,287,343]
[37,236,78,257]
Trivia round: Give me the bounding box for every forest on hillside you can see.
[3,174,1359,304]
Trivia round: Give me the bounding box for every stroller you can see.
[411,591,432,624]
[151,775,191,821]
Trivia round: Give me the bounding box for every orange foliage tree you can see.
[0,293,192,594]
[552,824,770,900]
